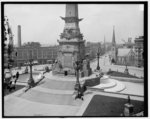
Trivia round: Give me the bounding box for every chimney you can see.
[18,25,21,47]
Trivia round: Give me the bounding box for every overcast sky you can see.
[4,4,144,46]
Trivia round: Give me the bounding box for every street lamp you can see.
[74,60,82,91]
[27,50,34,87]
[97,44,100,70]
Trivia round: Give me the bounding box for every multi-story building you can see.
[122,37,135,48]
[13,43,58,67]
[13,25,58,67]
[134,36,144,67]
[4,17,14,69]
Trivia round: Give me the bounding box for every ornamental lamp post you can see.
[27,50,34,87]
[97,44,100,70]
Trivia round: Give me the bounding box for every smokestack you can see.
[18,25,21,47]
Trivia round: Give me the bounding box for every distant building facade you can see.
[122,37,135,48]
[4,17,14,69]
[85,42,101,60]
[14,43,58,66]
[116,48,136,66]
[134,36,144,67]
[110,27,144,67]
[12,25,58,67]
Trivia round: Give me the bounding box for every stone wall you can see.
[84,76,100,87]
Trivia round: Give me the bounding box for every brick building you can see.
[12,25,58,67]
[134,36,144,67]
[13,44,58,67]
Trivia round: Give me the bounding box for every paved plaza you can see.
[4,60,144,116]
[3,2,146,117]
[91,55,144,77]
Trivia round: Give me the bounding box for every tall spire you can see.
[112,26,116,46]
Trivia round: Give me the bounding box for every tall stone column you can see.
[53,4,85,75]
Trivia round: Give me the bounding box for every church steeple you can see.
[112,26,116,46]
[111,26,117,63]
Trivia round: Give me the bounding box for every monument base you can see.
[52,68,75,76]
[123,103,134,116]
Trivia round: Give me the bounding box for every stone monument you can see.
[82,55,92,77]
[53,4,86,75]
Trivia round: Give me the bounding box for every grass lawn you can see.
[107,71,139,78]
[83,95,144,117]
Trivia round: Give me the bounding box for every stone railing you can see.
[81,75,100,87]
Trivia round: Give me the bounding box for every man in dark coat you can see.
[75,89,84,100]
[15,72,19,83]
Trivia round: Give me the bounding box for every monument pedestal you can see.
[124,68,129,74]
[123,103,134,116]
[83,59,92,77]
[53,4,86,76]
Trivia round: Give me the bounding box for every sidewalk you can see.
[108,64,143,71]
[91,57,143,71]
[4,64,144,116]
[5,96,81,116]
[4,76,84,116]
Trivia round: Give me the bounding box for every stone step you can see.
[4,96,80,116]
[40,78,75,90]
[18,89,82,106]
[33,86,74,95]
[91,79,117,89]
[104,79,126,92]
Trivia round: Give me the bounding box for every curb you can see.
[88,88,144,98]
[110,76,143,83]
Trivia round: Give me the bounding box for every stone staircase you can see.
[91,75,126,93]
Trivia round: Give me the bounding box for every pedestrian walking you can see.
[8,80,12,92]
[11,76,16,90]
[8,76,16,92]
[15,72,19,83]
[82,84,87,92]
